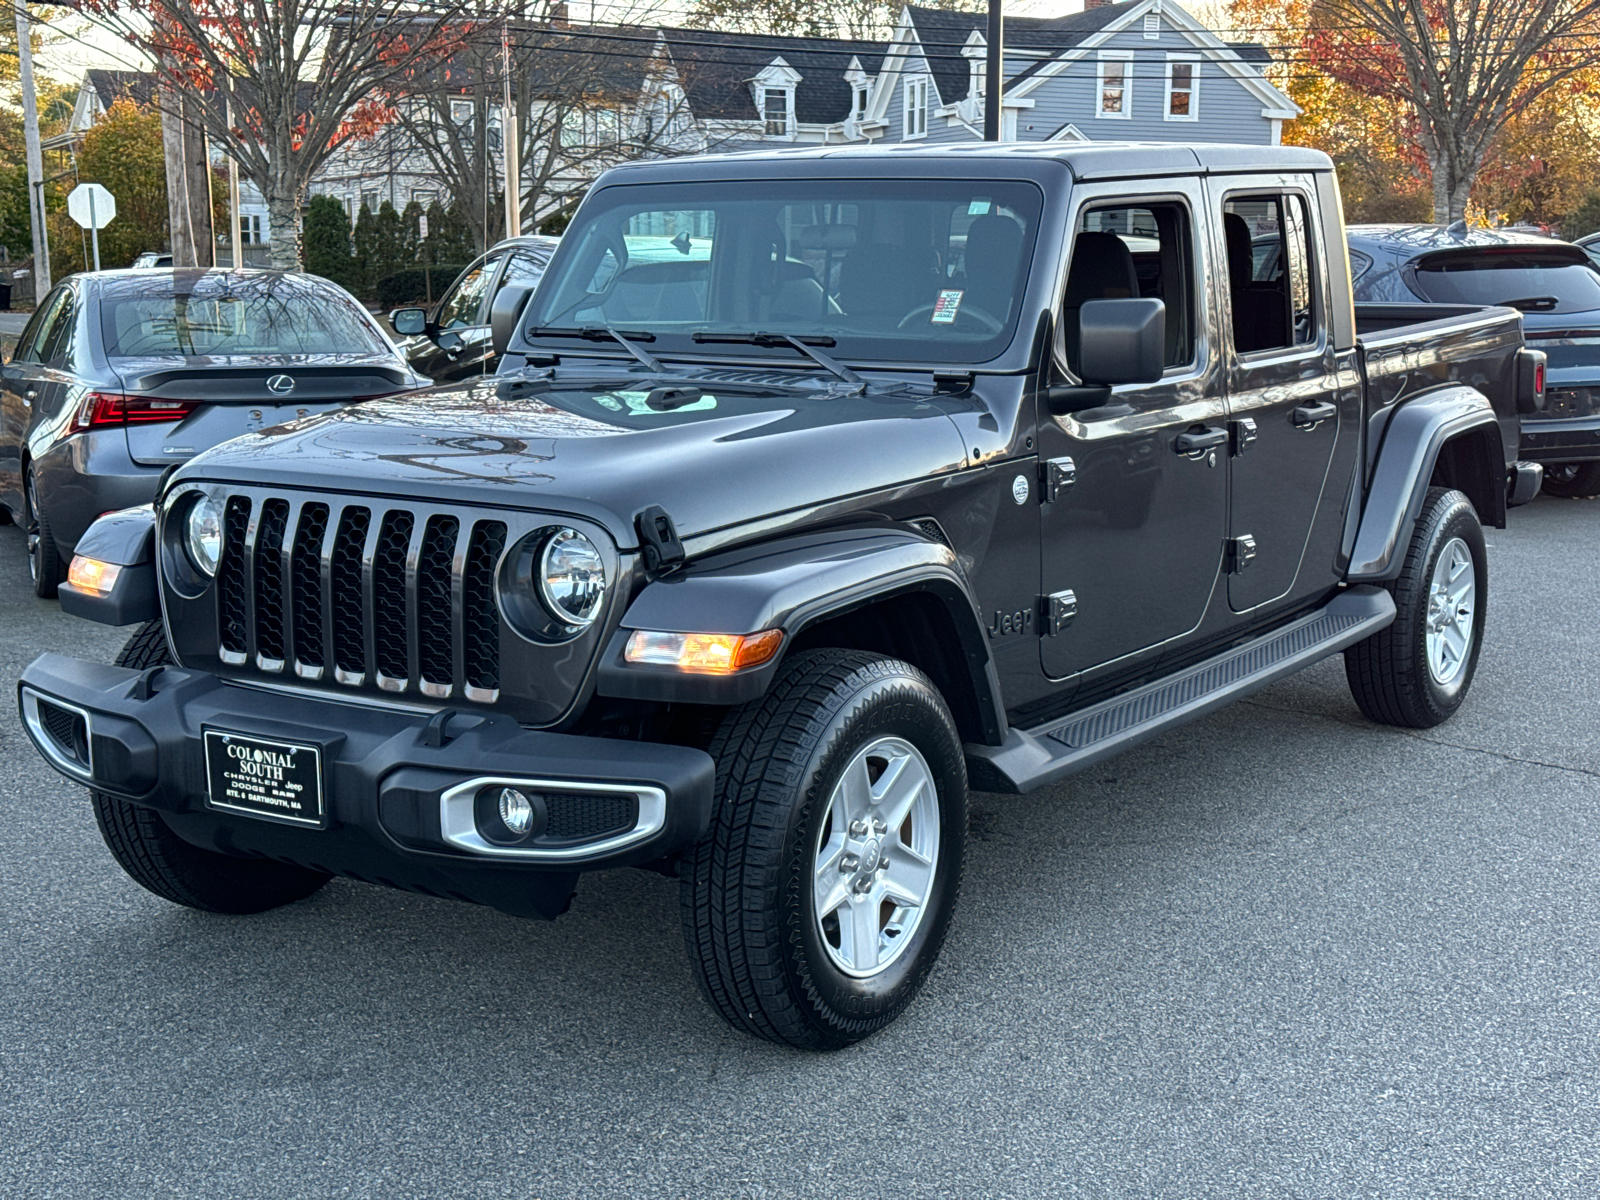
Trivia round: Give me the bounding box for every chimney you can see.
[1084,0,1115,8]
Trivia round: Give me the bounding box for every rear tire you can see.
[680,649,968,1050]
[1344,486,1487,729]
[1539,461,1600,499]
[90,620,331,914]
[25,467,65,599]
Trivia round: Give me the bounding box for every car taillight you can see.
[1534,361,1546,397]
[69,393,201,433]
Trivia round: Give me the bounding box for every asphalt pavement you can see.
[3,497,1599,1199]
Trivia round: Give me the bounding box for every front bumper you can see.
[18,653,715,919]
[1520,415,1600,464]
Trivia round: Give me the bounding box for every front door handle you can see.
[1292,401,1338,427]
[1174,426,1228,454]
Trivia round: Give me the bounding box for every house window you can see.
[854,85,868,123]
[412,189,437,208]
[1165,56,1199,120]
[241,214,264,244]
[359,190,379,212]
[903,75,929,139]
[1097,55,1131,117]
[764,88,791,136]
[450,99,473,124]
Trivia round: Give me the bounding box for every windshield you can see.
[1410,252,1600,313]
[525,178,1045,363]
[100,273,389,357]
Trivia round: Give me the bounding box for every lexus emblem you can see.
[265,374,295,395]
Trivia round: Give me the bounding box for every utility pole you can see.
[227,98,244,269]
[14,1,50,294]
[984,0,1004,142]
[502,20,522,239]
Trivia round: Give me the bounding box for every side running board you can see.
[966,586,1396,795]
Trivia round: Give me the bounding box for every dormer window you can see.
[854,84,869,123]
[903,74,929,139]
[764,88,791,136]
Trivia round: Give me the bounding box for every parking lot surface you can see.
[3,497,1598,1199]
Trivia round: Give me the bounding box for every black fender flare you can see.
[1348,385,1504,582]
[57,504,161,627]
[595,527,1006,743]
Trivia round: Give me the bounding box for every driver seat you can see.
[1061,231,1139,373]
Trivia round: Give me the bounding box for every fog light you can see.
[498,787,535,835]
[624,628,784,674]
[67,555,121,596]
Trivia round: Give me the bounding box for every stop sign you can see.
[68,183,116,230]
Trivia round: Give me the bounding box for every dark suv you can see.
[21,145,1543,1050]
[1349,223,1600,495]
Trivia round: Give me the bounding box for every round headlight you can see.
[538,529,605,628]
[185,495,224,578]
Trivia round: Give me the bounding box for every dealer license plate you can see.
[203,730,325,827]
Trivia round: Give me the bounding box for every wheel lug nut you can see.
[840,854,859,873]
[849,819,869,837]
[871,818,887,835]
[853,877,872,894]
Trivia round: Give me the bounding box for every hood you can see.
[173,372,976,549]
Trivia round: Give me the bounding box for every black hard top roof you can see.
[597,141,1333,186]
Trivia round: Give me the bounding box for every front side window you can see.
[764,89,790,136]
[99,275,387,357]
[1223,192,1319,353]
[903,75,929,138]
[1166,57,1198,119]
[435,259,499,329]
[1098,55,1130,117]
[1065,202,1196,375]
[527,178,1044,364]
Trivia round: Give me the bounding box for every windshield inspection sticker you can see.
[931,289,965,324]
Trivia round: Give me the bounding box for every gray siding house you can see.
[658,0,1298,150]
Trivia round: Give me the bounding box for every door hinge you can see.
[635,505,685,573]
[1227,534,1257,574]
[1040,456,1077,502]
[1041,589,1078,636]
[1231,417,1258,456]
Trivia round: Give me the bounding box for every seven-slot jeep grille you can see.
[213,495,508,701]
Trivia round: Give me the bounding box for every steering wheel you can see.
[896,302,1004,333]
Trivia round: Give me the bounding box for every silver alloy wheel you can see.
[24,479,38,582]
[812,735,940,978]
[1425,536,1475,687]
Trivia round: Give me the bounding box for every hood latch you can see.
[636,505,686,574]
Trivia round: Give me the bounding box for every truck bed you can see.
[1355,302,1526,473]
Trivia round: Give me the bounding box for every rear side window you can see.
[14,288,69,364]
[1410,251,1600,313]
[1222,192,1318,353]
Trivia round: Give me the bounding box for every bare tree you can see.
[1311,0,1600,222]
[376,15,710,252]
[78,0,476,268]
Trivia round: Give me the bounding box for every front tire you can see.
[1344,486,1487,729]
[681,650,968,1050]
[25,467,65,599]
[90,620,331,914]
[1539,461,1600,499]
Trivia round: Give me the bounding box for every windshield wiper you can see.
[692,330,865,389]
[1499,296,1560,312]
[528,325,663,372]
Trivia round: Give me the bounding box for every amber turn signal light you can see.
[67,555,121,596]
[624,628,784,674]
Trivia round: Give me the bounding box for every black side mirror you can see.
[1078,298,1165,386]
[389,307,428,338]
[489,284,534,359]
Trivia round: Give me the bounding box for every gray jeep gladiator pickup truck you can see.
[19,144,1546,1050]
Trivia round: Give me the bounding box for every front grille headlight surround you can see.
[160,485,228,598]
[499,524,614,643]
[185,493,225,578]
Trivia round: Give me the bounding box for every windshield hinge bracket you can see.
[636,505,686,573]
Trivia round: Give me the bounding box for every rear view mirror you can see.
[490,285,534,359]
[1078,298,1165,386]
[389,307,428,338]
